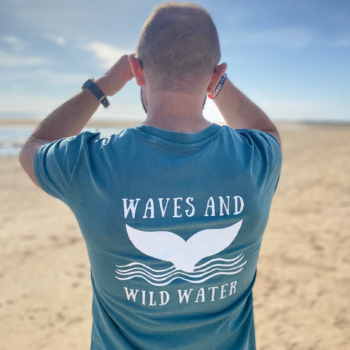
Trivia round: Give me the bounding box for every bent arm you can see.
[19,54,134,188]
[19,88,100,187]
[213,77,281,145]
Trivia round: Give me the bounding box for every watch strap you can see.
[82,79,110,108]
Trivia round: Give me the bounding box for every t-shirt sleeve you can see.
[235,128,282,193]
[34,131,100,204]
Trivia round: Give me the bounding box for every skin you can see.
[19,53,281,189]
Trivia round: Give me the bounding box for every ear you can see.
[207,62,228,94]
[129,54,145,86]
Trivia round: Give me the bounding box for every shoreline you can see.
[0,118,350,128]
[0,118,143,128]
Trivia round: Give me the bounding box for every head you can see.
[129,2,227,114]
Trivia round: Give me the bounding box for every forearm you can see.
[29,87,100,142]
[19,54,134,188]
[28,53,133,142]
[214,77,278,133]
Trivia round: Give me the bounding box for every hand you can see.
[95,54,134,96]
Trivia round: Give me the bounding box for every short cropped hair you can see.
[136,2,221,93]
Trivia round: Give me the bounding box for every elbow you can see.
[19,136,37,170]
[19,140,32,171]
[19,146,26,169]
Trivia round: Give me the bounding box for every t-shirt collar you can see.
[133,123,222,144]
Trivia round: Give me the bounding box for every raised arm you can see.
[19,54,134,188]
[212,77,281,145]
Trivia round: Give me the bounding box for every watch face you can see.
[101,97,110,108]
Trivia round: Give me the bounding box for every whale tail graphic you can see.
[125,220,243,273]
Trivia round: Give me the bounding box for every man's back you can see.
[34,122,282,349]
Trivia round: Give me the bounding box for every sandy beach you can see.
[0,122,349,350]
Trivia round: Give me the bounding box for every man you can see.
[20,2,282,350]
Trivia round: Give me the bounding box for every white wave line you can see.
[115,258,246,278]
[194,255,245,273]
[116,266,179,278]
[115,269,244,286]
[115,261,175,273]
[115,262,247,281]
[115,265,176,274]
[194,254,243,270]
[115,265,243,279]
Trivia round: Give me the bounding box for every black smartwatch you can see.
[82,79,110,108]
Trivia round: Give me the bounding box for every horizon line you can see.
[0,118,350,128]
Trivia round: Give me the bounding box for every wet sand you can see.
[0,123,349,350]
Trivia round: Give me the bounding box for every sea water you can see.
[0,127,125,157]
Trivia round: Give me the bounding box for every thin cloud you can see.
[0,93,64,116]
[2,68,87,86]
[1,35,25,52]
[318,38,350,48]
[222,27,314,49]
[0,50,47,67]
[2,35,20,44]
[84,41,132,68]
[333,39,350,47]
[44,33,66,45]
[222,27,350,50]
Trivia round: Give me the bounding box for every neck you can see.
[142,90,212,133]
[143,115,212,133]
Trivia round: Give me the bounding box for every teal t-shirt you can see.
[34,123,282,350]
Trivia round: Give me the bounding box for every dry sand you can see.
[0,123,349,350]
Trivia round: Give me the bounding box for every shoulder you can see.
[223,126,282,181]
[224,126,279,146]
[225,127,281,156]
[68,128,133,151]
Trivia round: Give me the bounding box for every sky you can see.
[0,0,349,123]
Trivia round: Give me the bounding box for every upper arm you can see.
[19,131,98,204]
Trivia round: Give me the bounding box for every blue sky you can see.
[0,0,349,122]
